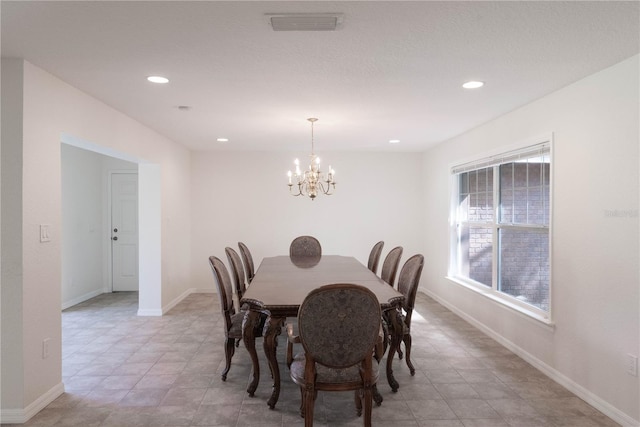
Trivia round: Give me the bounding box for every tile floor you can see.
[11,291,619,426]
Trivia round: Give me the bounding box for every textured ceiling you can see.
[2,1,639,152]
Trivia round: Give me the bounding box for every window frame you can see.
[447,134,554,324]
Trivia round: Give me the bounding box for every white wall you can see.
[190,151,424,291]
[1,58,26,415]
[422,55,639,425]
[0,60,192,422]
[61,145,104,307]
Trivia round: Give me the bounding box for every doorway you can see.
[60,134,160,315]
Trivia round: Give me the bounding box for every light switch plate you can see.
[40,224,51,242]
[627,354,638,376]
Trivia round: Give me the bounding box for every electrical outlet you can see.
[626,354,638,376]
[42,338,51,359]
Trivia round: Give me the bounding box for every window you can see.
[449,139,551,318]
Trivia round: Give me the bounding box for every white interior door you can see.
[111,173,139,291]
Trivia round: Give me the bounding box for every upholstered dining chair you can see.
[289,235,322,258]
[237,241,255,284]
[367,241,384,275]
[225,247,248,302]
[208,256,266,381]
[391,254,424,375]
[287,283,381,427]
[380,246,403,288]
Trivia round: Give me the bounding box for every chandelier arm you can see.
[318,180,331,196]
[289,183,303,197]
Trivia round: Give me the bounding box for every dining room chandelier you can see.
[287,118,336,200]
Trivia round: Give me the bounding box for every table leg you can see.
[264,315,284,409]
[385,308,402,392]
[242,310,261,397]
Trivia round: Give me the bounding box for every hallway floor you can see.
[11,291,619,426]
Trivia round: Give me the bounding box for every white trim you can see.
[136,288,215,316]
[162,288,194,314]
[424,290,639,427]
[137,308,163,316]
[61,132,141,164]
[61,289,103,310]
[0,382,64,424]
[192,288,216,294]
[446,275,554,328]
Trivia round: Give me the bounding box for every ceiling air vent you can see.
[266,13,343,31]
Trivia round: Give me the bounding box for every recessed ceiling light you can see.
[147,76,169,84]
[216,138,229,143]
[389,139,400,144]
[462,81,484,89]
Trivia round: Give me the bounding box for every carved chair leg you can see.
[354,389,363,416]
[303,386,315,427]
[363,387,373,427]
[298,386,305,418]
[221,337,236,381]
[403,333,415,375]
[286,342,293,369]
[372,384,383,406]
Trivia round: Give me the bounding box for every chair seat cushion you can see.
[228,311,266,339]
[382,312,410,336]
[289,353,379,388]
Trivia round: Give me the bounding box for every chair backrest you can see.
[208,256,236,335]
[380,246,403,287]
[237,241,255,284]
[367,241,384,274]
[225,247,247,300]
[289,235,322,258]
[297,283,381,369]
[397,254,425,326]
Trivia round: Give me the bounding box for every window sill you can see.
[446,276,555,331]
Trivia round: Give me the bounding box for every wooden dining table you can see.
[240,255,405,409]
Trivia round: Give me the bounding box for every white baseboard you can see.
[61,289,103,310]
[0,382,64,424]
[424,290,640,427]
[136,308,163,316]
[137,288,215,316]
[160,288,216,313]
[192,288,215,294]
[161,288,194,314]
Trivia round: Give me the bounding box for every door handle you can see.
[112,236,118,241]
[113,228,118,233]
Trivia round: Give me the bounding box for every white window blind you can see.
[451,142,550,175]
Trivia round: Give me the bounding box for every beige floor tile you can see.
[13,291,618,426]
